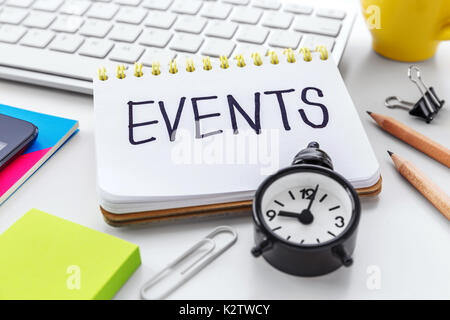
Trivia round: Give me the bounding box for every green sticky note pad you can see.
[0,209,141,300]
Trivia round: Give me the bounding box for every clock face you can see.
[259,169,355,246]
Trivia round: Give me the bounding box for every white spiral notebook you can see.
[93,48,380,221]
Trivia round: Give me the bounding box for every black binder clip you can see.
[385,65,444,123]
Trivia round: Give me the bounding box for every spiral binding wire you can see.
[315,45,328,60]
[152,61,160,75]
[251,53,263,66]
[134,62,143,77]
[235,54,246,67]
[186,59,195,72]
[117,65,126,79]
[169,60,178,74]
[219,55,229,69]
[98,67,107,81]
[98,47,329,80]
[203,56,212,70]
[299,48,312,61]
[267,50,279,64]
[283,48,296,63]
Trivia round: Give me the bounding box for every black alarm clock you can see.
[251,142,361,277]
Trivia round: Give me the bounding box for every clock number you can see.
[300,188,314,200]
[335,216,345,228]
[266,210,276,221]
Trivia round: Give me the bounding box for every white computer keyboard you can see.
[0,0,355,93]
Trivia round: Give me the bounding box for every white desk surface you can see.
[0,0,449,300]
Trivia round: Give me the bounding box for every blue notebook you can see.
[0,104,79,205]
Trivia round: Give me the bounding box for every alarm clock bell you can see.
[292,141,333,169]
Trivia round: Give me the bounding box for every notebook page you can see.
[94,54,379,203]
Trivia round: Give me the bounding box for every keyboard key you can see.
[140,48,176,66]
[20,29,55,48]
[50,16,84,33]
[252,0,280,10]
[200,3,232,20]
[108,24,142,43]
[0,7,28,24]
[115,7,147,24]
[204,20,237,39]
[115,0,142,6]
[0,44,119,81]
[142,0,173,10]
[0,24,26,43]
[284,3,313,15]
[294,16,341,37]
[143,11,177,29]
[234,43,266,57]
[87,2,119,20]
[169,33,203,53]
[236,26,269,44]
[49,34,84,53]
[300,34,335,52]
[79,38,114,58]
[139,28,172,48]
[79,19,112,38]
[316,8,346,20]
[6,0,34,8]
[109,43,144,63]
[231,7,262,24]
[32,0,63,12]
[60,0,91,16]
[268,30,301,49]
[261,12,293,29]
[201,38,235,57]
[222,0,249,5]
[171,0,202,15]
[176,52,197,62]
[174,16,207,34]
[22,11,55,29]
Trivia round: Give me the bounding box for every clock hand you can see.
[278,210,302,218]
[279,210,314,225]
[306,184,320,211]
[292,185,319,225]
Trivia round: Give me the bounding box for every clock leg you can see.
[251,238,272,257]
[332,245,353,267]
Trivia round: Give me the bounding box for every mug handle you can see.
[438,21,450,40]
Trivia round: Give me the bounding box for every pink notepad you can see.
[0,105,78,205]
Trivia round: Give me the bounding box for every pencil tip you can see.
[366,111,372,115]
[387,150,394,157]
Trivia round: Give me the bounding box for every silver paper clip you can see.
[385,65,444,123]
[140,226,238,300]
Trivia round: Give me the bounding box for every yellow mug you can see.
[361,0,450,61]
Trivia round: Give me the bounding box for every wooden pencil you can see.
[368,111,450,168]
[388,151,450,219]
